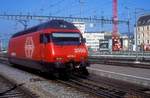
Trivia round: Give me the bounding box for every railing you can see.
[89,51,150,57]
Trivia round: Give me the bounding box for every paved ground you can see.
[88,64,150,88]
[91,64,150,78]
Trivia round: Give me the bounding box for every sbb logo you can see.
[74,48,86,53]
[25,37,35,58]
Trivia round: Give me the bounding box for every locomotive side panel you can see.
[8,32,43,70]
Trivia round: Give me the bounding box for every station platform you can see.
[88,64,150,88]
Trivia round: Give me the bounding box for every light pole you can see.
[0,38,1,52]
[124,7,131,52]
[135,12,139,62]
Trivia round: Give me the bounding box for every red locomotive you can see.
[8,20,89,78]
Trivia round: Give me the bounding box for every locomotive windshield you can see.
[52,32,84,45]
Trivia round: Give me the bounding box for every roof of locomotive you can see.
[12,20,78,38]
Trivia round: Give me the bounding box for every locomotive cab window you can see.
[51,32,84,45]
[40,33,51,44]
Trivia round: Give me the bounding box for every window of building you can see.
[147,26,149,30]
[143,26,145,31]
[138,33,140,39]
[138,27,140,31]
[140,27,142,31]
[147,40,149,44]
[138,40,140,45]
[145,26,147,30]
[140,27,143,31]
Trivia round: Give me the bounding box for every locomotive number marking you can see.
[74,48,86,53]
[24,37,35,58]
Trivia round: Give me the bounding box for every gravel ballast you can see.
[0,63,99,98]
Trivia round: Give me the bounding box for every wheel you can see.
[80,67,89,76]
[58,68,70,80]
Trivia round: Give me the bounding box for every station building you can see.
[83,32,105,51]
[73,22,130,52]
[72,22,85,34]
[136,14,150,51]
[73,22,104,51]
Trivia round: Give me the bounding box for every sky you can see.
[0,0,150,48]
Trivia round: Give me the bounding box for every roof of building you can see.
[138,14,150,26]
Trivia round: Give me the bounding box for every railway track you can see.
[89,57,150,69]
[58,77,125,98]
[0,75,36,98]
[87,74,150,98]
[58,74,150,98]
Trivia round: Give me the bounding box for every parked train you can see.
[8,20,89,78]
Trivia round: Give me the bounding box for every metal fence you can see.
[89,51,150,57]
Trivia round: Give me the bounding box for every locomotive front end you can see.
[51,32,90,76]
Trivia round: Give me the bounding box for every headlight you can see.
[81,57,88,60]
[55,57,63,61]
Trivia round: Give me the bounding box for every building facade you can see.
[136,15,150,51]
[72,22,130,52]
[84,32,105,51]
[73,22,105,51]
[72,22,85,34]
